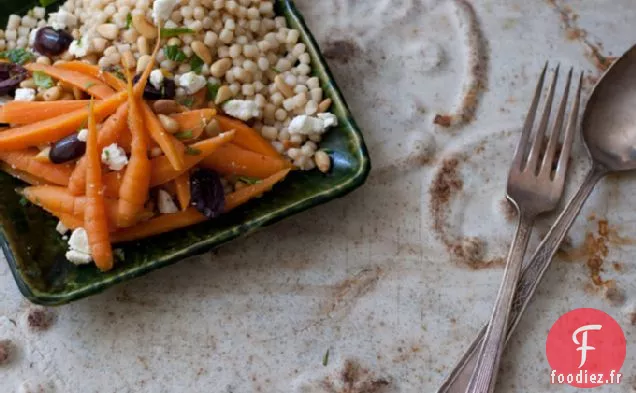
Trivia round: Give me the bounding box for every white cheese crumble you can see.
[55,221,69,235]
[101,143,128,171]
[222,100,261,121]
[77,128,88,142]
[152,0,180,24]
[149,69,164,90]
[68,38,90,58]
[14,88,36,102]
[49,10,77,30]
[65,227,92,265]
[176,71,206,94]
[289,114,339,135]
[157,190,179,214]
[28,29,38,47]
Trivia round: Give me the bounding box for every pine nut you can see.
[153,100,180,115]
[132,14,157,39]
[43,86,62,101]
[137,36,148,56]
[318,98,332,113]
[191,41,212,64]
[97,23,119,40]
[122,51,135,69]
[158,114,180,133]
[210,58,233,78]
[275,75,294,98]
[19,78,35,88]
[214,85,233,105]
[73,87,83,100]
[36,56,51,65]
[315,150,331,173]
[204,119,221,137]
[136,55,151,74]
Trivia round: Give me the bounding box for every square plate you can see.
[0,0,370,305]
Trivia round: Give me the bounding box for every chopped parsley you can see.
[103,149,110,159]
[174,130,193,140]
[322,349,329,366]
[237,176,261,185]
[105,65,126,81]
[185,146,201,156]
[32,71,54,89]
[39,0,59,6]
[0,48,35,65]
[271,67,281,73]
[19,197,29,207]
[160,28,195,38]
[125,13,132,29]
[164,45,186,62]
[206,82,219,101]
[190,55,204,74]
[179,97,194,108]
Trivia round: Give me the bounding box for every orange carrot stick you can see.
[215,114,280,157]
[116,70,151,228]
[0,90,127,150]
[0,101,89,124]
[142,103,185,171]
[21,185,118,220]
[57,212,84,230]
[149,130,234,186]
[67,103,129,195]
[25,63,116,99]
[200,143,291,179]
[84,99,113,271]
[55,61,126,91]
[0,162,47,185]
[174,173,190,210]
[169,109,216,141]
[111,168,290,242]
[0,149,73,185]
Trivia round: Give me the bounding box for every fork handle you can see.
[437,166,606,393]
[465,212,534,393]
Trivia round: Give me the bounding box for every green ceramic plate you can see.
[0,0,370,305]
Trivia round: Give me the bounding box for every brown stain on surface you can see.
[321,359,390,393]
[322,40,361,64]
[321,267,382,317]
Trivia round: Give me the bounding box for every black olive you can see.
[133,73,176,100]
[49,133,86,164]
[33,27,73,57]
[190,169,225,219]
[0,63,27,95]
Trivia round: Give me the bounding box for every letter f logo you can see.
[572,324,602,368]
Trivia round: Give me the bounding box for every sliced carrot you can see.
[25,63,115,99]
[55,61,126,91]
[117,71,151,228]
[0,90,127,150]
[215,114,280,158]
[84,99,113,271]
[170,109,216,141]
[21,185,118,221]
[0,101,89,124]
[174,173,191,210]
[67,103,129,195]
[0,163,47,185]
[111,168,290,243]
[57,212,84,230]
[0,149,72,185]
[200,143,291,179]
[149,130,234,186]
[142,103,185,171]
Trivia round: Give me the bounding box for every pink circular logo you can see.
[546,308,626,388]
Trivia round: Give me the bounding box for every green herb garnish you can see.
[32,71,54,89]
[125,13,132,29]
[322,349,329,366]
[190,55,204,73]
[19,197,28,207]
[39,0,59,6]
[160,28,195,38]
[185,146,201,156]
[205,82,219,101]
[174,130,193,140]
[85,81,95,89]
[0,48,35,65]
[105,65,126,81]
[164,45,186,62]
[179,97,194,108]
[271,67,281,73]
[237,176,261,185]
[103,149,110,159]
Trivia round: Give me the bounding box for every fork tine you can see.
[555,71,583,179]
[511,62,548,171]
[540,67,573,177]
[526,64,560,173]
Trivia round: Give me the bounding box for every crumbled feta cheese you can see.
[176,71,206,94]
[56,221,69,235]
[65,227,92,265]
[101,143,128,171]
[317,113,338,129]
[14,88,36,102]
[28,28,38,47]
[222,100,261,121]
[77,128,88,142]
[157,190,179,214]
[149,69,164,90]
[289,114,338,135]
[68,38,90,58]
[153,0,179,24]
[49,10,77,30]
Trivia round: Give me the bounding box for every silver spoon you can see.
[438,44,636,393]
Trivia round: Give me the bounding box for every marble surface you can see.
[2,0,636,392]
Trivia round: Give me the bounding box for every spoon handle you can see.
[436,166,605,393]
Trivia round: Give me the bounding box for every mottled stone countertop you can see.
[1,1,636,392]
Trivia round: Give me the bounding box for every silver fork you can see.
[465,64,580,393]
